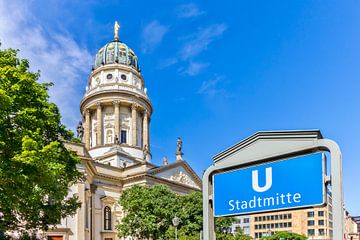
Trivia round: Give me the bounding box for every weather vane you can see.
[114,21,120,41]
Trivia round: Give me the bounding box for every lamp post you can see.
[172,216,180,240]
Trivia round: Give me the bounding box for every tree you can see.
[117,185,252,240]
[260,231,307,240]
[176,191,203,236]
[117,185,178,239]
[0,46,82,237]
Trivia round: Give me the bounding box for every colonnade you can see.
[83,101,149,150]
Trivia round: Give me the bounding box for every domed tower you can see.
[80,22,152,164]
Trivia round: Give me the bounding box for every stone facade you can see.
[45,24,201,240]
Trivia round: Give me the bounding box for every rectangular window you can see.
[318,211,324,217]
[288,222,292,227]
[308,229,315,236]
[275,215,279,220]
[120,130,127,144]
[243,218,249,223]
[308,220,315,226]
[318,220,324,225]
[308,211,315,217]
[319,229,325,236]
[288,214,292,219]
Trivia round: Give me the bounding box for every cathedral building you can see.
[45,22,202,240]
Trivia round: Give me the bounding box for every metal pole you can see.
[175,226,178,240]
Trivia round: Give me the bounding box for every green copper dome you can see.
[94,40,141,72]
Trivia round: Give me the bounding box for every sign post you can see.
[202,130,343,240]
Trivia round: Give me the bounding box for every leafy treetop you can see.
[0,46,82,236]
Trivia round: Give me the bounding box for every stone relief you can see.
[169,171,196,188]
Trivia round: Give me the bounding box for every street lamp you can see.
[172,216,180,240]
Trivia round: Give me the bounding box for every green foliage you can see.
[117,185,252,240]
[117,185,178,239]
[260,231,307,240]
[0,46,82,235]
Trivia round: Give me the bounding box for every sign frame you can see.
[202,130,343,240]
[212,153,327,217]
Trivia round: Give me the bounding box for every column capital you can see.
[131,103,139,110]
[113,100,120,106]
[96,101,102,108]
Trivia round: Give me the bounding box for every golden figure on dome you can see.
[114,21,120,41]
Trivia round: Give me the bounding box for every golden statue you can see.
[114,21,120,41]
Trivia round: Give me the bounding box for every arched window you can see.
[104,206,112,230]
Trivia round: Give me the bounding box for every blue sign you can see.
[213,153,324,217]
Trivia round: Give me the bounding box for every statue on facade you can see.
[76,121,84,142]
[162,156,169,166]
[176,137,183,161]
[143,144,149,160]
[176,137,182,153]
[114,134,119,144]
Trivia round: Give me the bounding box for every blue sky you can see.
[0,0,359,215]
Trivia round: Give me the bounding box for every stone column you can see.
[96,102,102,146]
[84,109,90,149]
[113,101,120,142]
[143,110,149,148]
[131,104,137,146]
[90,184,97,240]
[77,182,86,239]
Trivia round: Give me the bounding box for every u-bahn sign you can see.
[202,130,344,240]
[213,153,325,217]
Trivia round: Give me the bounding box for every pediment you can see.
[150,161,201,190]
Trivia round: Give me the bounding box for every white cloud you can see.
[176,3,205,19]
[0,0,92,131]
[181,61,208,76]
[141,20,168,54]
[198,75,229,97]
[180,23,227,60]
[158,57,178,69]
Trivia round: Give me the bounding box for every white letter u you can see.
[252,167,272,192]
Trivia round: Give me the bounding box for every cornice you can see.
[80,90,153,114]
